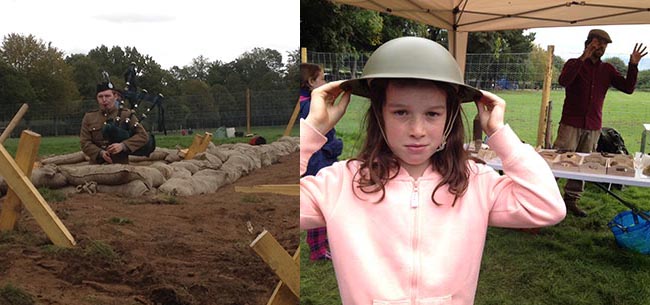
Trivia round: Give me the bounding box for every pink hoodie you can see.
[300,119,566,305]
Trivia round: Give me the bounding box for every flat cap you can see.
[588,29,612,43]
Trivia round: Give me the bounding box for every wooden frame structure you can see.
[183,131,213,160]
[242,180,300,304]
[250,230,299,305]
[0,104,75,247]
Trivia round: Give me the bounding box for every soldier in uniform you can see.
[80,81,149,164]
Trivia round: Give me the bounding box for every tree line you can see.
[0,33,300,122]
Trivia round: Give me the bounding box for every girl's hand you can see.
[305,80,352,135]
[475,90,505,136]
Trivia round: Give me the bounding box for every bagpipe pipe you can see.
[101,65,165,157]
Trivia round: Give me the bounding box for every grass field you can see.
[301,89,650,305]
[1,125,299,158]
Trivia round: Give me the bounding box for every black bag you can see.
[132,134,156,157]
[597,127,629,155]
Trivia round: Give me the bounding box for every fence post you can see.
[536,45,554,147]
[246,88,251,135]
[283,48,308,137]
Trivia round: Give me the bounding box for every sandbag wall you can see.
[0,137,299,197]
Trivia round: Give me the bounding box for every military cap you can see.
[96,81,115,94]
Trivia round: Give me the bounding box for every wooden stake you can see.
[235,184,299,196]
[267,248,300,305]
[250,230,299,298]
[0,130,40,230]
[0,103,29,144]
[537,45,554,147]
[0,139,75,247]
[246,88,251,135]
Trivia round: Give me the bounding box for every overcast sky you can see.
[1,2,648,71]
[0,0,299,69]
[527,24,650,70]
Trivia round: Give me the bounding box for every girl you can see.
[300,37,566,305]
[300,63,342,260]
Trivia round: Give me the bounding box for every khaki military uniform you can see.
[80,106,148,164]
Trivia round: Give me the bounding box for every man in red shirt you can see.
[554,29,647,217]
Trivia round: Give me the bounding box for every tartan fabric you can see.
[306,227,330,260]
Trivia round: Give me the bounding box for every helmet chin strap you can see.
[372,104,390,145]
[434,105,461,153]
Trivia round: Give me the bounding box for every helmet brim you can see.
[340,77,482,103]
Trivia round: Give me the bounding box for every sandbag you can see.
[60,164,147,186]
[31,164,68,189]
[169,161,199,174]
[192,152,223,168]
[129,149,169,163]
[169,166,192,179]
[136,166,166,188]
[96,180,150,197]
[194,169,228,190]
[41,151,88,165]
[158,178,194,196]
[223,154,255,174]
[206,146,229,162]
[150,162,174,179]
[218,164,242,184]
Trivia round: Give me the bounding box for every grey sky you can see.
[0,0,299,69]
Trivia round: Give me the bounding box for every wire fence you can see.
[307,50,554,89]
[0,89,297,137]
[307,50,649,90]
[306,50,650,151]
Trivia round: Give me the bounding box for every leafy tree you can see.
[301,0,382,53]
[284,49,300,89]
[65,53,100,99]
[0,33,79,124]
[637,69,650,89]
[0,61,36,106]
[380,14,430,42]
[232,48,285,90]
[604,56,627,75]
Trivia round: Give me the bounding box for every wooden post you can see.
[544,101,554,149]
[246,88,251,135]
[250,230,299,298]
[0,103,29,144]
[0,130,40,230]
[235,184,299,196]
[0,138,75,247]
[537,45,554,147]
[282,48,309,137]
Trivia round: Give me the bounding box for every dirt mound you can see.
[0,152,298,305]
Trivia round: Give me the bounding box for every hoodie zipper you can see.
[410,180,420,302]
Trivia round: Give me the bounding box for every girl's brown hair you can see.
[349,78,471,206]
[300,63,323,92]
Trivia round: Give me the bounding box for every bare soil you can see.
[0,152,299,305]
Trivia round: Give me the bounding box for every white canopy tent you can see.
[330,0,650,71]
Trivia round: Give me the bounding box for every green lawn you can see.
[301,89,650,305]
[1,125,299,158]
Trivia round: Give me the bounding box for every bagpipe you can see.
[100,64,165,157]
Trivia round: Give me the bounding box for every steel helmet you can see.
[341,36,481,102]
